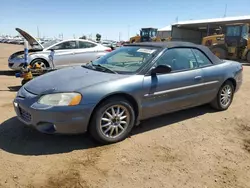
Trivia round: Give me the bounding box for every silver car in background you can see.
[8,28,111,70]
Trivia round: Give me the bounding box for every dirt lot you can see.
[0,43,250,188]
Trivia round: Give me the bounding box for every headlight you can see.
[38,93,82,106]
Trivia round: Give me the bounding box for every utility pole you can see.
[223,4,227,17]
[128,25,130,40]
[37,26,40,38]
[175,16,178,23]
[119,32,121,41]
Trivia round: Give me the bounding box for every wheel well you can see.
[31,58,49,67]
[88,93,139,129]
[225,78,236,90]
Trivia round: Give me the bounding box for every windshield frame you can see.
[43,39,62,48]
[90,46,161,75]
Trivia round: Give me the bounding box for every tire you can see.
[89,98,135,144]
[211,47,227,59]
[210,81,234,111]
[247,51,250,63]
[30,59,49,69]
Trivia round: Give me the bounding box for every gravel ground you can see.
[0,43,250,188]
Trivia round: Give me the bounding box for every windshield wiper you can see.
[81,64,93,69]
[93,64,118,74]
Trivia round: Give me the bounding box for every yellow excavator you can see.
[202,23,250,62]
[130,28,162,43]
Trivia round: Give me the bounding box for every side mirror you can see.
[151,64,172,75]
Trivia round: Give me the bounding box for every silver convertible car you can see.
[8,28,111,70]
[13,42,243,144]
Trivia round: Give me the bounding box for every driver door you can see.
[49,41,77,68]
[141,47,204,119]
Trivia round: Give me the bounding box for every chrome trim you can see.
[144,80,219,97]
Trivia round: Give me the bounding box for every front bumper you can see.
[13,89,95,134]
[8,58,25,70]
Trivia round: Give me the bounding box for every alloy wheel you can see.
[220,85,232,107]
[100,105,130,138]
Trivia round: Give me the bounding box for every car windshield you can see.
[42,39,62,48]
[89,46,159,74]
[141,30,149,37]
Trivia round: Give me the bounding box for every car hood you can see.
[16,28,44,50]
[24,66,130,95]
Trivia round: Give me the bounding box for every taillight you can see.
[105,48,112,52]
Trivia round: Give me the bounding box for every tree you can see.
[79,35,87,39]
[96,33,101,42]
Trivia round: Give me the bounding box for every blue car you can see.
[13,42,243,144]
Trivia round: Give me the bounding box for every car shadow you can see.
[241,62,250,66]
[0,86,21,92]
[131,105,216,135]
[0,105,216,156]
[0,70,16,76]
[0,117,98,156]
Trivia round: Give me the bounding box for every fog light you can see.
[37,122,56,133]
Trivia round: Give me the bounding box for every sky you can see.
[0,0,250,41]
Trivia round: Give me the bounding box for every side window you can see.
[192,49,212,67]
[51,41,77,50]
[155,48,198,72]
[78,41,96,48]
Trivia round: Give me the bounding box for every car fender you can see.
[78,75,144,117]
[29,53,52,67]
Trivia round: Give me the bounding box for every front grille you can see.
[19,107,31,122]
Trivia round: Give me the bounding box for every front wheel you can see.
[30,59,49,69]
[210,81,234,111]
[89,98,135,144]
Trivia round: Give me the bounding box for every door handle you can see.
[194,76,202,80]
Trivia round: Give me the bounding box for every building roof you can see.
[159,15,250,31]
[172,15,250,26]
[158,25,172,31]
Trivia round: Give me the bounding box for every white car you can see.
[8,28,111,70]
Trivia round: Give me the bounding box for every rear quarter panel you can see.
[201,60,242,100]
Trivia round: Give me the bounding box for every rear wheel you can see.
[211,47,227,59]
[210,81,234,111]
[89,98,135,144]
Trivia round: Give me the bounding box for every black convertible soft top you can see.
[125,41,223,64]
